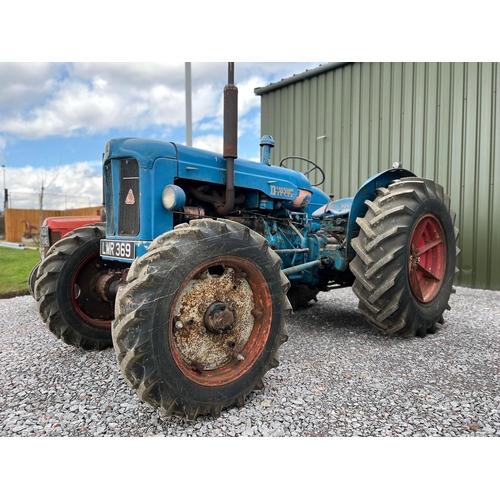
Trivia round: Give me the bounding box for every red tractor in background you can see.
[28,214,101,296]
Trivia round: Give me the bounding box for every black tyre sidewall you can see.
[28,261,40,297]
[150,235,286,405]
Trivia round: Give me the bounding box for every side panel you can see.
[152,158,175,237]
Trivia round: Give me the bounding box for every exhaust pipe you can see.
[216,62,238,216]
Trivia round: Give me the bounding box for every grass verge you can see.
[0,246,41,298]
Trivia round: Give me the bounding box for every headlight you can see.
[162,184,186,211]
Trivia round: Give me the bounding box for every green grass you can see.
[0,246,41,296]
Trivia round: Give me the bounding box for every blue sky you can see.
[0,62,325,210]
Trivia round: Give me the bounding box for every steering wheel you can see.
[279,156,326,187]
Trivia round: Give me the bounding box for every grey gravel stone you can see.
[1,286,499,437]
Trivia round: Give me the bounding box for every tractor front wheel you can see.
[112,219,291,420]
[349,178,459,337]
[34,224,128,350]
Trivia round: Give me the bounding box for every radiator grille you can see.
[118,159,140,236]
[103,161,115,235]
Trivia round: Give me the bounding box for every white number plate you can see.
[40,226,50,247]
[100,239,136,260]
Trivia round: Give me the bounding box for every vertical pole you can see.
[185,62,192,147]
[1,165,5,211]
[39,183,44,230]
[1,164,5,240]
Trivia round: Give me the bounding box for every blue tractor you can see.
[34,64,459,419]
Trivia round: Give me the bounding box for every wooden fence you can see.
[4,206,103,243]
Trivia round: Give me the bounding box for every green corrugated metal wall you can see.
[259,62,500,290]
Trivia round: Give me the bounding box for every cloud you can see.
[0,63,189,139]
[0,74,184,139]
[193,135,223,154]
[0,62,323,143]
[237,76,266,116]
[0,63,62,109]
[5,162,102,210]
[0,63,268,141]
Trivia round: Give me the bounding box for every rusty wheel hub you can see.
[170,257,272,386]
[204,302,236,334]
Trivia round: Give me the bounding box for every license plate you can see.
[40,226,50,247]
[100,239,136,260]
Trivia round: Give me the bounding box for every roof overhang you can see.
[254,62,353,96]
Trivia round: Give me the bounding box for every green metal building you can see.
[255,62,500,290]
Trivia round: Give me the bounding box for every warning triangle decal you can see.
[125,189,136,205]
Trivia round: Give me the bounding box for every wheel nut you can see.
[175,321,183,330]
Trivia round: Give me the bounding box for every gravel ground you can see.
[1,286,499,437]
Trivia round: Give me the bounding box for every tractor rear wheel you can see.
[34,223,127,350]
[349,178,459,337]
[112,219,291,420]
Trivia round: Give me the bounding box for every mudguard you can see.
[346,168,416,259]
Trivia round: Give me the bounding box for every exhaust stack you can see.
[217,62,238,216]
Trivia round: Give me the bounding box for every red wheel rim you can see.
[408,213,447,303]
[169,256,272,387]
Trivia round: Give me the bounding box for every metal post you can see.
[1,165,5,211]
[185,62,192,147]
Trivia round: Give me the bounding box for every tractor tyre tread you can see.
[349,177,459,337]
[34,223,113,350]
[113,218,291,420]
